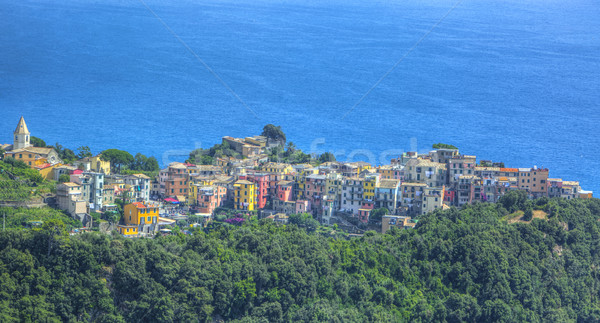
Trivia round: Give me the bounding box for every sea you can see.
[1,0,599,193]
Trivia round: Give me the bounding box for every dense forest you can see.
[2,194,600,322]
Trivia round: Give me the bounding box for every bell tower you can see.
[13,116,31,150]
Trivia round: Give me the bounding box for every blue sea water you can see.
[1,0,599,193]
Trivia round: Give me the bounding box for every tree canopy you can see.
[432,143,458,150]
[30,136,46,147]
[77,146,93,159]
[2,197,600,321]
[262,124,286,145]
[100,149,134,173]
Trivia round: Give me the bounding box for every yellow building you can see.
[35,163,62,180]
[117,202,159,236]
[234,180,256,211]
[363,175,379,201]
[262,162,293,175]
[89,155,111,174]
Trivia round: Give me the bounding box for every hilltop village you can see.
[0,117,594,236]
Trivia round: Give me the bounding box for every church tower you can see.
[13,116,31,150]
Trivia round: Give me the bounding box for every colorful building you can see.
[118,202,159,236]
[362,174,379,202]
[197,185,227,214]
[247,173,270,209]
[164,162,189,200]
[234,180,256,211]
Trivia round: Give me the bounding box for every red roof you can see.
[131,202,147,208]
[71,169,83,175]
[34,163,52,170]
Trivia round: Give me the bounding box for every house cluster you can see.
[153,147,593,227]
[2,117,595,234]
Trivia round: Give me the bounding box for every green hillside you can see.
[1,194,600,322]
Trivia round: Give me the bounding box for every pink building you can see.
[277,180,293,202]
[358,201,374,223]
[197,186,227,214]
[296,200,310,214]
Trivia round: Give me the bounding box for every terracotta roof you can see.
[378,179,400,189]
[402,182,427,187]
[61,182,80,187]
[8,147,54,155]
[34,163,53,170]
[414,159,446,168]
[131,202,147,208]
[169,162,187,169]
[500,168,519,172]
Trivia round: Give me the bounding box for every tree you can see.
[131,153,148,171]
[58,174,70,183]
[3,156,28,169]
[523,207,533,221]
[318,152,336,163]
[61,149,77,163]
[262,124,286,146]
[285,142,297,156]
[145,156,160,172]
[100,149,134,173]
[370,208,388,222]
[432,143,458,150]
[30,136,46,148]
[0,147,4,159]
[499,190,528,213]
[77,146,93,159]
[289,213,319,232]
[39,218,67,256]
[51,143,77,163]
